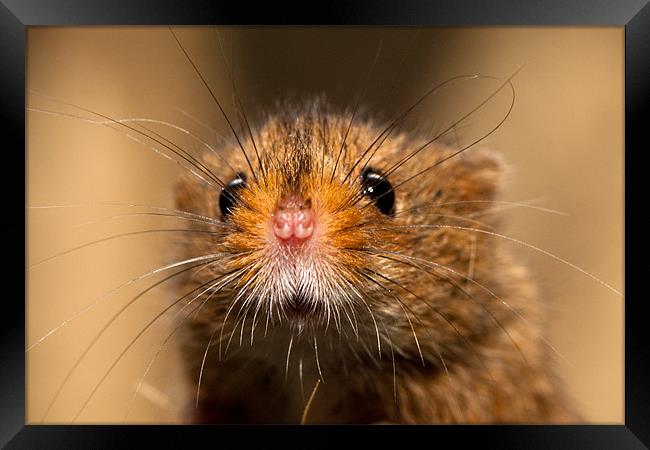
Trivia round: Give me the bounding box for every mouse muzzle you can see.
[272,195,315,245]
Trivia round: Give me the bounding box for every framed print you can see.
[3,0,647,447]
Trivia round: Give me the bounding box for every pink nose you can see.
[273,197,315,242]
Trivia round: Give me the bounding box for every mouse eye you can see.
[219,174,247,219]
[360,168,395,216]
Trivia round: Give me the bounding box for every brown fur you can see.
[173,98,576,423]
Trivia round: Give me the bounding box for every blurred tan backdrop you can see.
[26,27,623,423]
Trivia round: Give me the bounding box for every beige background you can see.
[26,27,623,423]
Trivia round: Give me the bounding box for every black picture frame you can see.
[4,0,647,448]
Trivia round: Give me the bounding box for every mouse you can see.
[27,27,623,425]
[172,95,577,424]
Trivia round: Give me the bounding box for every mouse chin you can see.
[248,250,353,331]
[273,282,346,332]
[282,293,328,327]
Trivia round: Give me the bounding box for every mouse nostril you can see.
[273,198,315,243]
[273,208,314,242]
[293,210,314,239]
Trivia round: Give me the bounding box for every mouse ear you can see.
[433,147,507,214]
[174,172,215,218]
[458,147,504,200]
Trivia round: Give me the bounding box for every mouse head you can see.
[175,99,509,364]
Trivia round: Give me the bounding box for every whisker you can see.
[71,271,239,422]
[169,27,258,185]
[468,235,477,279]
[378,319,398,407]
[331,38,384,184]
[73,212,226,230]
[386,79,517,195]
[195,322,221,409]
[395,224,622,296]
[395,198,569,218]
[28,228,222,270]
[27,202,225,225]
[313,335,324,382]
[40,262,229,421]
[224,312,246,358]
[353,326,382,369]
[238,303,252,347]
[134,122,226,188]
[125,272,230,421]
[338,299,360,339]
[358,269,424,365]
[249,301,263,346]
[466,200,568,218]
[246,278,271,346]
[27,100,227,190]
[340,277,381,358]
[368,249,565,365]
[285,335,294,380]
[340,72,514,212]
[218,270,261,359]
[396,257,529,367]
[352,70,522,213]
[412,212,494,230]
[214,28,266,182]
[363,263,495,383]
[28,105,238,176]
[342,74,486,185]
[361,269,458,391]
[384,70,521,179]
[172,106,227,141]
[298,357,305,401]
[27,254,223,351]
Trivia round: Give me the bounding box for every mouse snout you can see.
[272,196,315,243]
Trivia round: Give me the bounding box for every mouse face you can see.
[26,27,623,425]
[174,98,509,366]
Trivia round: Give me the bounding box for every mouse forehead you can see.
[207,109,418,203]
[252,113,404,181]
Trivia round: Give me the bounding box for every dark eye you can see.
[360,168,395,216]
[219,174,247,219]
